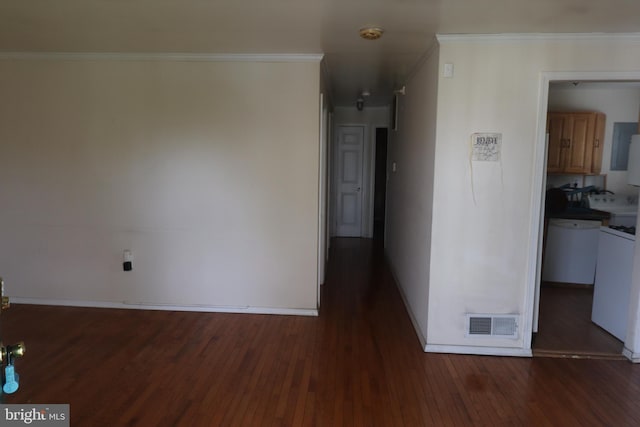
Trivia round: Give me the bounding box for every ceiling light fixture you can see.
[356,90,369,111]
[359,27,384,40]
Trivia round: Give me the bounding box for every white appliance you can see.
[588,194,638,227]
[628,134,640,186]
[591,226,635,341]
[542,219,601,285]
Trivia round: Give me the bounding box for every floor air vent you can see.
[466,314,519,339]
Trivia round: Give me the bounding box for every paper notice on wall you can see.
[471,133,502,162]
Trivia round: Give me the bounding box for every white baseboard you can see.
[10,297,319,317]
[384,252,428,349]
[623,347,640,363]
[425,344,533,357]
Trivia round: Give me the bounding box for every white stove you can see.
[587,194,638,227]
[601,225,636,240]
[593,225,635,340]
[587,193,637,341]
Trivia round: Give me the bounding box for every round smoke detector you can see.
[359,27,384,40]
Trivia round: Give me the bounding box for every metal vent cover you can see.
[466,314,519,339]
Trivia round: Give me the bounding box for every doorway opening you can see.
[530,76,640,359]
[373,128,388,241]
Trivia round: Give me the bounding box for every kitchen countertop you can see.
[546,207,611,222]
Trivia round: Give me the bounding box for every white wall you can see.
[427,35,640,354]
[548,85,640,195]
[332,106,390,238]
[0,56,321,313]
[385,46,440,347]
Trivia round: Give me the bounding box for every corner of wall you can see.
[384,250,428,349]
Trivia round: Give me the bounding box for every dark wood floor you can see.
[534,285,625,358]
[4,238,640,425]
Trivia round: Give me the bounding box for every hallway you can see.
[4,238,640,425]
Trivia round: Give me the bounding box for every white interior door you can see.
[335,126,364,237]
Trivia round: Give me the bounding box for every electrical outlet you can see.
[123,250,133,271]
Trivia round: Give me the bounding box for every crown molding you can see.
[0,52,324,63]
[436,32,640,43]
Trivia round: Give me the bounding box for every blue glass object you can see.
[3,365,19,394]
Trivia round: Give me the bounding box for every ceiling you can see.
[3,0,640,107]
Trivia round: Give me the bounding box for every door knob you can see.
[0,278,8,311]
[7,342,25,359]
[0,342,25,364]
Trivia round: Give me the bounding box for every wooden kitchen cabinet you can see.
[546,112,605,175]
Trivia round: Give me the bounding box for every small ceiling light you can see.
[359,27,384,40]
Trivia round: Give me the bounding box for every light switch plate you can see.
[443,63,454,78]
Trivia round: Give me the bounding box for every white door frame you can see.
[326,112,333,255]
[331,123,388,239]
[332,125,366,237]
[317,94,328,303]
[523,71,640,356]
